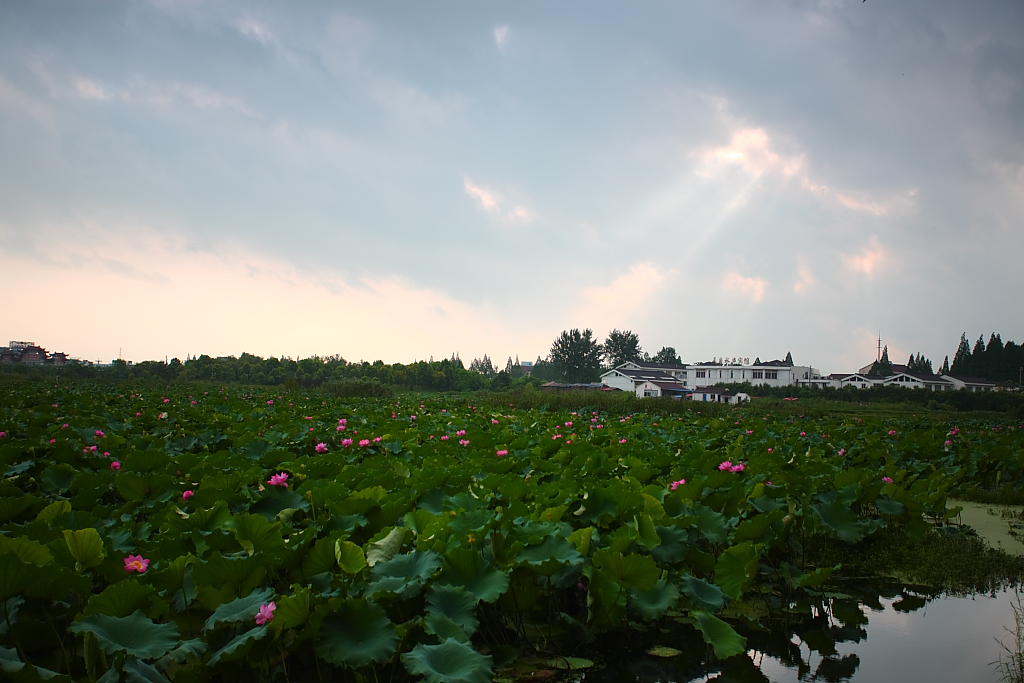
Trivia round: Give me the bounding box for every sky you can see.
[2,1,1022,372]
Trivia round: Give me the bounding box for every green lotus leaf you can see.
[401,638,494,683]
[436,548,509,603]
[813,500,867,543]
[651,525,689,564]
[365,527,409,567]
[714,542,759,600]
[269,586,311,632]
[315,600,398,669]
[691,506,732,545]
[82,580,161,618]
[207,625,268,666]
[680,575,726,611]
[35,500,72,524]
[424,585,478,641]
[516,536,583,569]
[592,549,658,592]
[876,496,906,516]
[249,486,308,519]
[121,656,170,683]
[63,528,106,568]
[367,550,441,597]
[692,610,746,660]
[335,540,366,574]
[203,587,275,630]
[633,513,661,549]
[0,536,53,566]
[224,513,284,555]
[157,638,208,666]
[632,578,679,620]
[70,610,180,660]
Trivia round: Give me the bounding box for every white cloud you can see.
[462,176,538,223]
[494,25,510,47]
[73,77,109,101]
[463,177,499,211]
[236,17,275,45]
[722,271,767,302]
[573,264,670,333]
[792,264,816,294]
[843,236,886,276]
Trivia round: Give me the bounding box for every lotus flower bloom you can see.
[496,449,508,457]
[887,429,897,436]
[718,461,733,471]
[944,439,953,448]
[266,400,274,406]
[619,438,628,444]
[838,448,847,457]
[267,472,289,487]
[315,442,329,453]
[882,476,894,484]
[949,427,960,436]
[61,423,69,429]
[182,489,195,501]
[669,479,687,491]
[730,463,746,472]
[336,424,347,432]
[124,555,149,573]
[359,439,370,447]
[95,430,106,438]
[491,418,499,424]
[110,461,122,470]
[163,398,171,404]
[456,430,466,437]
[255,601,276,625]
[341,438,353,447]
[745,430,754,435]
[800,431,807,437]
[440,435,450,441]
[767,447,774,453]
[48,438,56,444]
[459,439,470,446]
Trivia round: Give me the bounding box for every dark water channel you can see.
[581,583,1018,683]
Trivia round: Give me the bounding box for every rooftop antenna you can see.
[876,334,883,362]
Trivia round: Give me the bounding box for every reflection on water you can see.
[582,582,1018,682]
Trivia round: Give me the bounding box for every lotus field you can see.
[1,381,1022,681]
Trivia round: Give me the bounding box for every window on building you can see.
[752,370,763,379]
[696,370,706,378]
[765,370,778,380]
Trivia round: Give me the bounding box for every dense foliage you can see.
[1,379,1022,681]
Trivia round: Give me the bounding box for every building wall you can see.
[681,365,817,389]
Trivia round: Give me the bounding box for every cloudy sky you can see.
[2,1,1022,372]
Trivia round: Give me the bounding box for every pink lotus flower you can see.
[267,472,289,487]
[102,451,110,457]
[411,415,418,421]
[336,424,347,432]
[767,447,775,453]
[95,430,106,438]
[440,435,450,441]
[110,461,121,470]
[373,436,382,443]
[255,601,276,625]
[456,430,466,437]
[944,439,953,448]
[496,449,508,457]
[718,461,733,471]
[182,489,195,501]
[882,476,894,484]
[266,400,274,406]
[619,438,628,444]
[359,439,371,447]
[491,418,499,424]
[48,438,56,444]
[158,412,168,420]
[745,430,754,435]
[459,439,470,446]
[800,431,807,437]
[669,479,687,491]
[949,427,960,436]
[565,421,573,428]
[135,411,142,417]
[124,554,149,573]
[730,463,746,473]
[163,398,171,404]
[191,400,198,405]
[0,431,9,439]
[338,418,348,425]
[887,429,897,436]
[61,423,69,429]
[315,442,329,453]
[838,448,847,457]
[341,438,353,447]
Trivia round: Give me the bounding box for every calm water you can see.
[582,586,1019,682]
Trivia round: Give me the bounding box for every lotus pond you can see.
[1,380,1022,682]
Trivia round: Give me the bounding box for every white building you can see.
[600,359,819,392]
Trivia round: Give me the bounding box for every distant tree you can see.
[969,335,986,377]
[869,345,893,376]
[950,333,971,375]
[783,351,794,366]
[652,346,682,365]
[940,355,950,375]
[601,329,643,368]
[753,357,762,365]
[985,333,1004,380]
[550,329,602,382]
[907,353,933,375]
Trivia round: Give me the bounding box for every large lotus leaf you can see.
[692,610,747,660]
[592,549,659,592]
[691,506,732,545]
[249,487,308,519]
[734,510,785,543]
[367,550,441,598]
[63,528,106,568]
[515,536,583,569]
[70,610,180,660]
[448,509,493,536]
[401,638,494,683]
[0,495,39,524]
[813,500,867,543]
[223,514,284,555]
[875,496,906,516]
[424,585,478,641]
[632,579,678,620]
[436,548,509,603]
[632,513,661,549]
[335,540,366,574]
[651,526,689,564]
[0,536,53,566]
[587,567,627,628]
[207,625,268,666]
[0,645,71,681]
[36,500,72,524]
[365,527,409,567]
[680,575,726,611]
[269,586,311,632]
[82,580,161,618]
[121,656,171,683]
[714,542,759,600]
[315,600,398,669]
[157,639,208,666]
[203,587,275,630]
